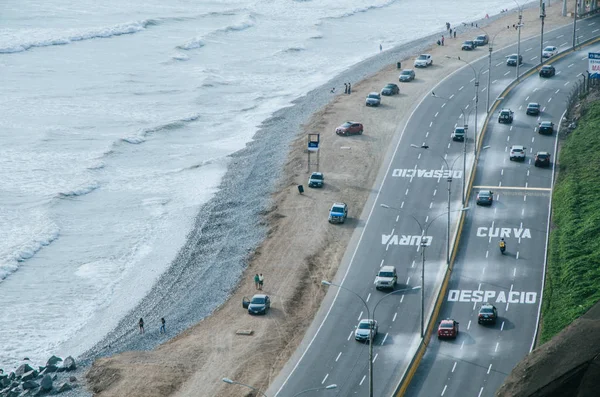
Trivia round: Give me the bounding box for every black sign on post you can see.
[307,133,320,172]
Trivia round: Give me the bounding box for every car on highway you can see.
[510,145,526,161]
[478,303,498,325]
[526,102,541,115]
[328,202,348,224]
[535,151,551,167]
[476,190,494,206]
[308,172,324,188]
[461,40,475,51]
[437,319,459,339]
[381,83,400,95]
[451,126,465,142]
[506,54,523,66]
[414,54,433,68]
[498,109,514,123]
[399,69,416,82]
[473,34,489,46]
[243,294,271,315]
[374,266,397,290]
[335,121,363,136]
[542,45,558,58]
[365,92,381,107]
[355,319,378,342]
[539,64,556,77]
[538,121,554,135]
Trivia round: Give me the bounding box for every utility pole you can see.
[573,0,578,48]
[540,3,546,63]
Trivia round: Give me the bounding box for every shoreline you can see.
[75,3,574,396]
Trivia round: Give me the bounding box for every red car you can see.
[437,319,459,339]
[335,121,363,136]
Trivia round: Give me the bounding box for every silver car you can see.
[365,92,381,107]
[399,69,416,82]
[355,319,378,342]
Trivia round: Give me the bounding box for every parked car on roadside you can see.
[399,69,416,82]
[242,294,271,315]
[462,40,475,51]
[365,92,381,107]
[474,34,489,46]
[328,202,348,224]
[335,121,363,136]
[381,83,400,95]
[414,54,433,68]
[308,172,324,188]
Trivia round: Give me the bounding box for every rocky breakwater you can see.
[0,355,79,396]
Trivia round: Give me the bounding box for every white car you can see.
[542,46,558,58]
[374,266,397,290]
[509,145,526,161]
[414,54,433,68]
[355,319,378,342]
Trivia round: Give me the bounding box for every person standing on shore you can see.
[344,83,348,94]
[138,318,145,334]
[347,82,351,94]
[441,35,445,46]
[254,274,260,290]
[258,274,264,290]
[454,30,456,38]
[160,317,166,334]
[379,43,382,52]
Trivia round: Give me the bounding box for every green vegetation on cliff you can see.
[542,100,600,343]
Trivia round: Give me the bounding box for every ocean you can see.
[0,0,516,370]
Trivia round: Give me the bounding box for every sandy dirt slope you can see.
[86,5,570,397]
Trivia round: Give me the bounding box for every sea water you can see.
[0,0,516,369]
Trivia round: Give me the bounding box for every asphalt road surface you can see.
[273,15,600,397]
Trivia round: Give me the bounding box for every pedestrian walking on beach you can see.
[449,28,452,36]
[258,273,264,290]
[347,82,351,94]
[160,317,166,334]
[254,274,260,290]
[138,318,145,334]
[344,83,348,94]
[330,87,335,93]
[441,36,445,46]
[453,30,456,38]
[379,43,382,52]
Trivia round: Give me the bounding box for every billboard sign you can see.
[589,52,600,79]
[308,133,320,152]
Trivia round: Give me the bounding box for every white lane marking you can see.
[430,121,433,127]
[460,341,465,349]
[530,56,537,61]
[548,97,552,102]
[348,331,353,340]
[564,81,570,86]
[425,132,429,138]
[533,87,539,92]
[393,312,397,322]
[366,293,371,302]
[406,277,410,285]
[589,22,596,26]
[449,94,455,99]
[527,169,530,176]
[524,195,527,202]
[487,364,493,374]
[322,374,329,384]
[400,295,405,303]
[560,41,568,47]
[336,352,342,362]
[452,362,457,372]
[582,56,588,61]
[525,47,532,52]
[495,61,503,67]
[556,34,564,38]
[517,251,520,259]
[470,78,475,82]
[492,79,498,83]
[441,102,446,108]
[411,260,415,268]
[373,353,378,363]
[467,320,472,330]
[506,284,514,311]
[429,202,433,208]
[433,189,437,196]
[380,259,384,267]
[568,63,574,68]
[482,86,487,92]
[513,267,517,277]
[525,96,529,101]
[521,208,524,216]
[441,385,448,396]
[486,250,489,258]
[555,89,560,94]
[459,85,464,91]
[504,71,511,76]
[557,71,562,75]
[593,28,600,33]
[478,387,484,397]
[510,125,513,131]
[482,69,489,74]
[405,188,409,195]
[400,201,405,209]
[501,321,505,331]
[381,333,388,345]
[435,111,439,117]
[360,375,366,385]
[472,302,477,311]
[495,342,499,352]
[358,311,363,321]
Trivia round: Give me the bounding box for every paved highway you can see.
[406,24,600,397]
[271,14,600,397]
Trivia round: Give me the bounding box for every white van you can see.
[374,266,397,290]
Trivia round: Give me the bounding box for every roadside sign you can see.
[308,133,320,152]
[588,52,600,78]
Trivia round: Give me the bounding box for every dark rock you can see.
[10,381,19,388]
[68,376,76,383]
[14,365,33,378]
[20,372,37,383]
[56,382,71,393]
[51,375,57,382]
[36,367,44,374]
[21,380,39,390]
[45,356,62,367]
[56,368,65,373]
[39,375,52,392]
[62,357,76,372]
[8,372,15,380]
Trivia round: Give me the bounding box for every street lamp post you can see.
[515,1,524,81]
[573,0,579,48]
[379,205,469,336]
[485,29,509,113]
[320,281,419,397]
[292,384,338,397]
[540,2,547,63]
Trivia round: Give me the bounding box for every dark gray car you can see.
[399,69,415,82]
[243,294,271,315]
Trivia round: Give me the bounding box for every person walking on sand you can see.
[441,35,444,46]
[258,273,264,290]
[344,83,348,94]
[254,273,260,290]
[347,82,351,94]
[379,43,382,52]
[454,30,456,38]
[138,318,145,334]
[160,317,166,334]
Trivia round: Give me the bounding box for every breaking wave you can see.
[58,182,100,198]
[177,14,256,51]
[121,113,201,144]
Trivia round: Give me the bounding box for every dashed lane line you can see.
[472,185,551,191]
